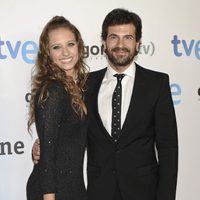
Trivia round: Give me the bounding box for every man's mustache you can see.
[111,47,130,53]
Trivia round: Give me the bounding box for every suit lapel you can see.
[88,68,114,142]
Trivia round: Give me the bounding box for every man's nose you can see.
[116,38,125,47]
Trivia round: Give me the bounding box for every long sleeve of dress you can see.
[35,82,66,194]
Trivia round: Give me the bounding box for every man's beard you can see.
[105,47,135,67]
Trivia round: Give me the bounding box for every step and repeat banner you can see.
[0,0,199,199]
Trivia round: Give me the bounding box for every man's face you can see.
[103,24,140,73]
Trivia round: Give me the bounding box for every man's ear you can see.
[136,40,141,52]
[102,41,106,52]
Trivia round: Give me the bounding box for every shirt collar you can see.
[105,62,136,80]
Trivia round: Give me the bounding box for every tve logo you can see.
[0,38,38,64]
[170,83,181,105]
[171,35,200,60]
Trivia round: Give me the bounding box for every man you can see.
[33,8,178,200]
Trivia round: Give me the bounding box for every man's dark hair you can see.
[101,8,142,42]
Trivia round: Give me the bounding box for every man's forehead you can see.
[108,24,136,32]
[107,25,136,36]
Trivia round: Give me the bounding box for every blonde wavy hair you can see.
[28,16,88,132]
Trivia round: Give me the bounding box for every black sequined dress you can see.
[26,81,88,200]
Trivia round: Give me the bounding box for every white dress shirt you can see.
[98,62,136,135]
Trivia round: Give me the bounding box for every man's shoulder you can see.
[89,68,107,76]
[136,63,169,80]
[87,68,107,83]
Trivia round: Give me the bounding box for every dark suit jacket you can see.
[86,64,178,200]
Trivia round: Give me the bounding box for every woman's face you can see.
[48,27,79,77]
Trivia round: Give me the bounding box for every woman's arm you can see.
[35,81,66,196]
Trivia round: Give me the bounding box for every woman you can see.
[26,16,88,200]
